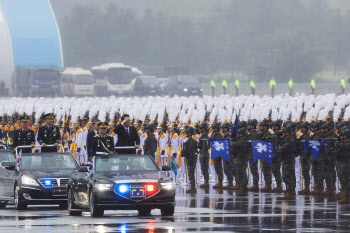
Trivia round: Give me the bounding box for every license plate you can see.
[130,188,145,198]
[52,187,67,196]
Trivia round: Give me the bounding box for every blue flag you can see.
[210,139,230,162]
[169,157,178,175]
[230,116,239,139]
[252,140,273,166]
[304,140,328,160]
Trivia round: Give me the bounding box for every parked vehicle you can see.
[91,63,133,96]
[158,78,169,95]
[167,75,203,97]
[61,68,95,96]
[12,66,61,97]
[133,76,161,96]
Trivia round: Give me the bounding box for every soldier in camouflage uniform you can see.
[143,124,158,160]
[258,119,274,192]
[333,128,350,204]
[247,119,260,192]
[298,122,312,195]
[271,120,283,193]
[309,121,325,196]
[320,121,338,196]
[230,128,249,195]
[211,123,224,189]
[221,123,234,190]
[182,127,198,193]
[277,126,297,200]
[198,123,210,188]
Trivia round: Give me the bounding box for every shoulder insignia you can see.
[172,134,178,139]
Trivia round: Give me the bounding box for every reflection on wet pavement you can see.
[0,185,349,232]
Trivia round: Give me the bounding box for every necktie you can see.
[126,128,129,136]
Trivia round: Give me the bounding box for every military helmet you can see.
[339,128,350,138]
[271,120,282,128]
[283,120,292,128]
[238,121,247,129]
[336,121,349,130]
[300,122,310,130]
[259,119,271,128]
[221,123,230,129]
[311,120,323,130]
[199,123,208,130]
[324,121,335,131]
[185,127,195,135]
[236,128,247,136]
[282,125,294,135]
[248,119,258,128]
[211,123,221,130]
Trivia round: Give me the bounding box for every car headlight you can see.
[21,175,39,186]
[184,88,188,92]
[95,183,113,191]
[160,182,175,190]
[200,88,203,91]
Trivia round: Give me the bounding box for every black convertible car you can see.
[0,151,79,209]
[67,154,176,217]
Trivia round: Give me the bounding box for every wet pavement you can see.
[0,185,349,233]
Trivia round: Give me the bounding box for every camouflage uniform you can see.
[182,137,198,188]
[320,130,338,190]
[143,133,157,160]
[277,127,296,193]
[198,131,210,182]
[271,130,283,187]
[310,129,325,190]
[223,132,234,184]
[248,130,259,186]
[212,132,224,182]
[230,135,249,191]
[298,131,311,188]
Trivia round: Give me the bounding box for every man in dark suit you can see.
[114,114,140,154]
[37,113,61,152]
[87,119,100,159]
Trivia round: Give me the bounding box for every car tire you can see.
[138,208,151,216]
[0,201,7,209]
[89,190,104,218]
[68,189,82,216]
[14,184,27,210]
[160,205,174,216]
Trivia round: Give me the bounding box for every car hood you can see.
[21,169,75,179]
[94,170,170,183]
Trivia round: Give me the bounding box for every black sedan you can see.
[67,154,175,217]
[133,76,161,96]
[0,152,79,210]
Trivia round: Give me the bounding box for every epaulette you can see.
[94,134,100,137]
[107,134,112,137]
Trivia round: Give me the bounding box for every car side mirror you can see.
[78,166,89,172]
[2,162,16,170]
[162,166,171,172]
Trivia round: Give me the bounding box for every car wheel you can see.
[138,208,151,216]
[68,189,82,216]
[89,190,104,217]
[160,205,174,216]
[0,201,7,209]
[14,184,27,210]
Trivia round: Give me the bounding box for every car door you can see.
[0,151,16,199]
[71,168,90,208]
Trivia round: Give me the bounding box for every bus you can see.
[61,68,95,96]
[91,63,133,96]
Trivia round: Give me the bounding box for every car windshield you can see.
[21,153,78,170]
[180,76,199,85]
[73,75,94,85]
[108,68,132,84]
[141,77,158,84]
[0,151,16,162]
[33,70,59,81]
[95,156,158,172]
